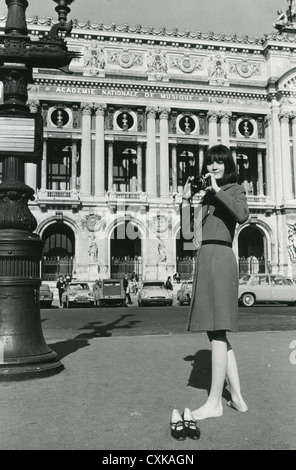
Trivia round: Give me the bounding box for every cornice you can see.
[0,14,278,50]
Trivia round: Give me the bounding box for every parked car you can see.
[62,282,95,308]
[137,280,173,306]
[285,277,296,285]
[238,273,296,307]
[177,280,193,305]
[93,279,126,307]
[39,283,54,308]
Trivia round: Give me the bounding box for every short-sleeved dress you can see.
[183,183,249,332]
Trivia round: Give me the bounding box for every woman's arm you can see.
[214,185,249,223]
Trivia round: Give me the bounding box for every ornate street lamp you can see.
[0,0,80,380]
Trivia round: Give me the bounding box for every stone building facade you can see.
[1,6,296,281]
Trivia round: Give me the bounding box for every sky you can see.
[0,0,289,38]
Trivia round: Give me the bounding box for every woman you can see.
[176,144,249,424]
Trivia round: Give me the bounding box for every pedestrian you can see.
[170,144,249,436]
[165,276,173,291]
[92,278,102,306]
[56,275,65,307]
[123,275,132,305]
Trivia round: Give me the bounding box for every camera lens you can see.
[190,175,206,195]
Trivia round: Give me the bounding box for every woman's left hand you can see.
[205,173,220,194]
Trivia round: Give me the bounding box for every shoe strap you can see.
[170,420,184,430]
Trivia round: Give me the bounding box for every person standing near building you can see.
[171,145,249,427]
[123,275,133,305]
[56,276,65,307]
[165,276,173,291]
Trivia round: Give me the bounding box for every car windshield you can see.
[142,282,164,288]
[239,275,251,284]
[40,285,50,291]
[69,283,89,290]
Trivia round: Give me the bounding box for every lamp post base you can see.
[0,229,64,381]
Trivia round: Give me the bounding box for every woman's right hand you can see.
[182,177,192,201]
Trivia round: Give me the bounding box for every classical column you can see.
[159,107,170,197]
[257,149,264,195]
[25,163,37,193]
[80,103,93,196]
[171,144,177,193]
[25,99,40,193]
[198,146,205,173]
[146,107,157,196]
[94,103,106,196]
[207,111,218,147]
[71,140,78,191]
[137,142,143,192]
[264,115,275,198]
[291,113,296,198]
[270,101,283,204]
[108,141,114,191]
[220,111,231,147]
[41,137,47,190]
[279,112,293,201]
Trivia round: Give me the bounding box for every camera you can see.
[190,174,212,195]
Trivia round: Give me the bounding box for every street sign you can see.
[0,112,43,162]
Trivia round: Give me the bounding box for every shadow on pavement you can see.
[184,349,231,402]
[49,314,141,361]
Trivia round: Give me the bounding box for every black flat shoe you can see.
[170,409,186,441]
[170,420,186,441]
[183,408,200,440]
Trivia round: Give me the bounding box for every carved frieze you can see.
[82,214,107,232]
[146,49,168,81]
[83,44,105,76]
[108,49,143,68]
[170,55,203,74]
[208,54,229,86]
[229,59,261,78]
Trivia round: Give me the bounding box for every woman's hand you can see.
[205,173,220,194]
[182,177,192,201]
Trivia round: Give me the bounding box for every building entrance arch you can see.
[110,221,142,279]
[41,223,75,281]
[238,225,266,274]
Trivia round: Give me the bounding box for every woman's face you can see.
[206,160,225,180]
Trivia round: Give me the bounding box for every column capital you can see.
[81,102,93,115]
[219,111,232,123]
[207,110,218,122]
[291,111,296,124]
[279,111,291,124]
[94,103,107,116]
[158,107,171,119]
[146,107,157,119]
[27,99,40,113]
[264,114,272,127]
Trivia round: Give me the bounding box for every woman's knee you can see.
[207,330,232,351]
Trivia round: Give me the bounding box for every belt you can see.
[201,240,232,248]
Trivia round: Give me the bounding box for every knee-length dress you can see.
[182,183,249,332]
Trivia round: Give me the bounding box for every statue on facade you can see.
[157,237,167,263]
[274,1,296,32]
[287,223,296,260]
[88,236,99,263]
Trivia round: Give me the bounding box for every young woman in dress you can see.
[170,145,249,435]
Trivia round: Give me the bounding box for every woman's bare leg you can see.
[192,339,227,420]
[226,349,248,412]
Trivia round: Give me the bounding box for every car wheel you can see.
[241,293,255,307]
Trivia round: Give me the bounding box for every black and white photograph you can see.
[0,0,295,452]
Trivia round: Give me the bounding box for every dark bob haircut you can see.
[201,144,238,185]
